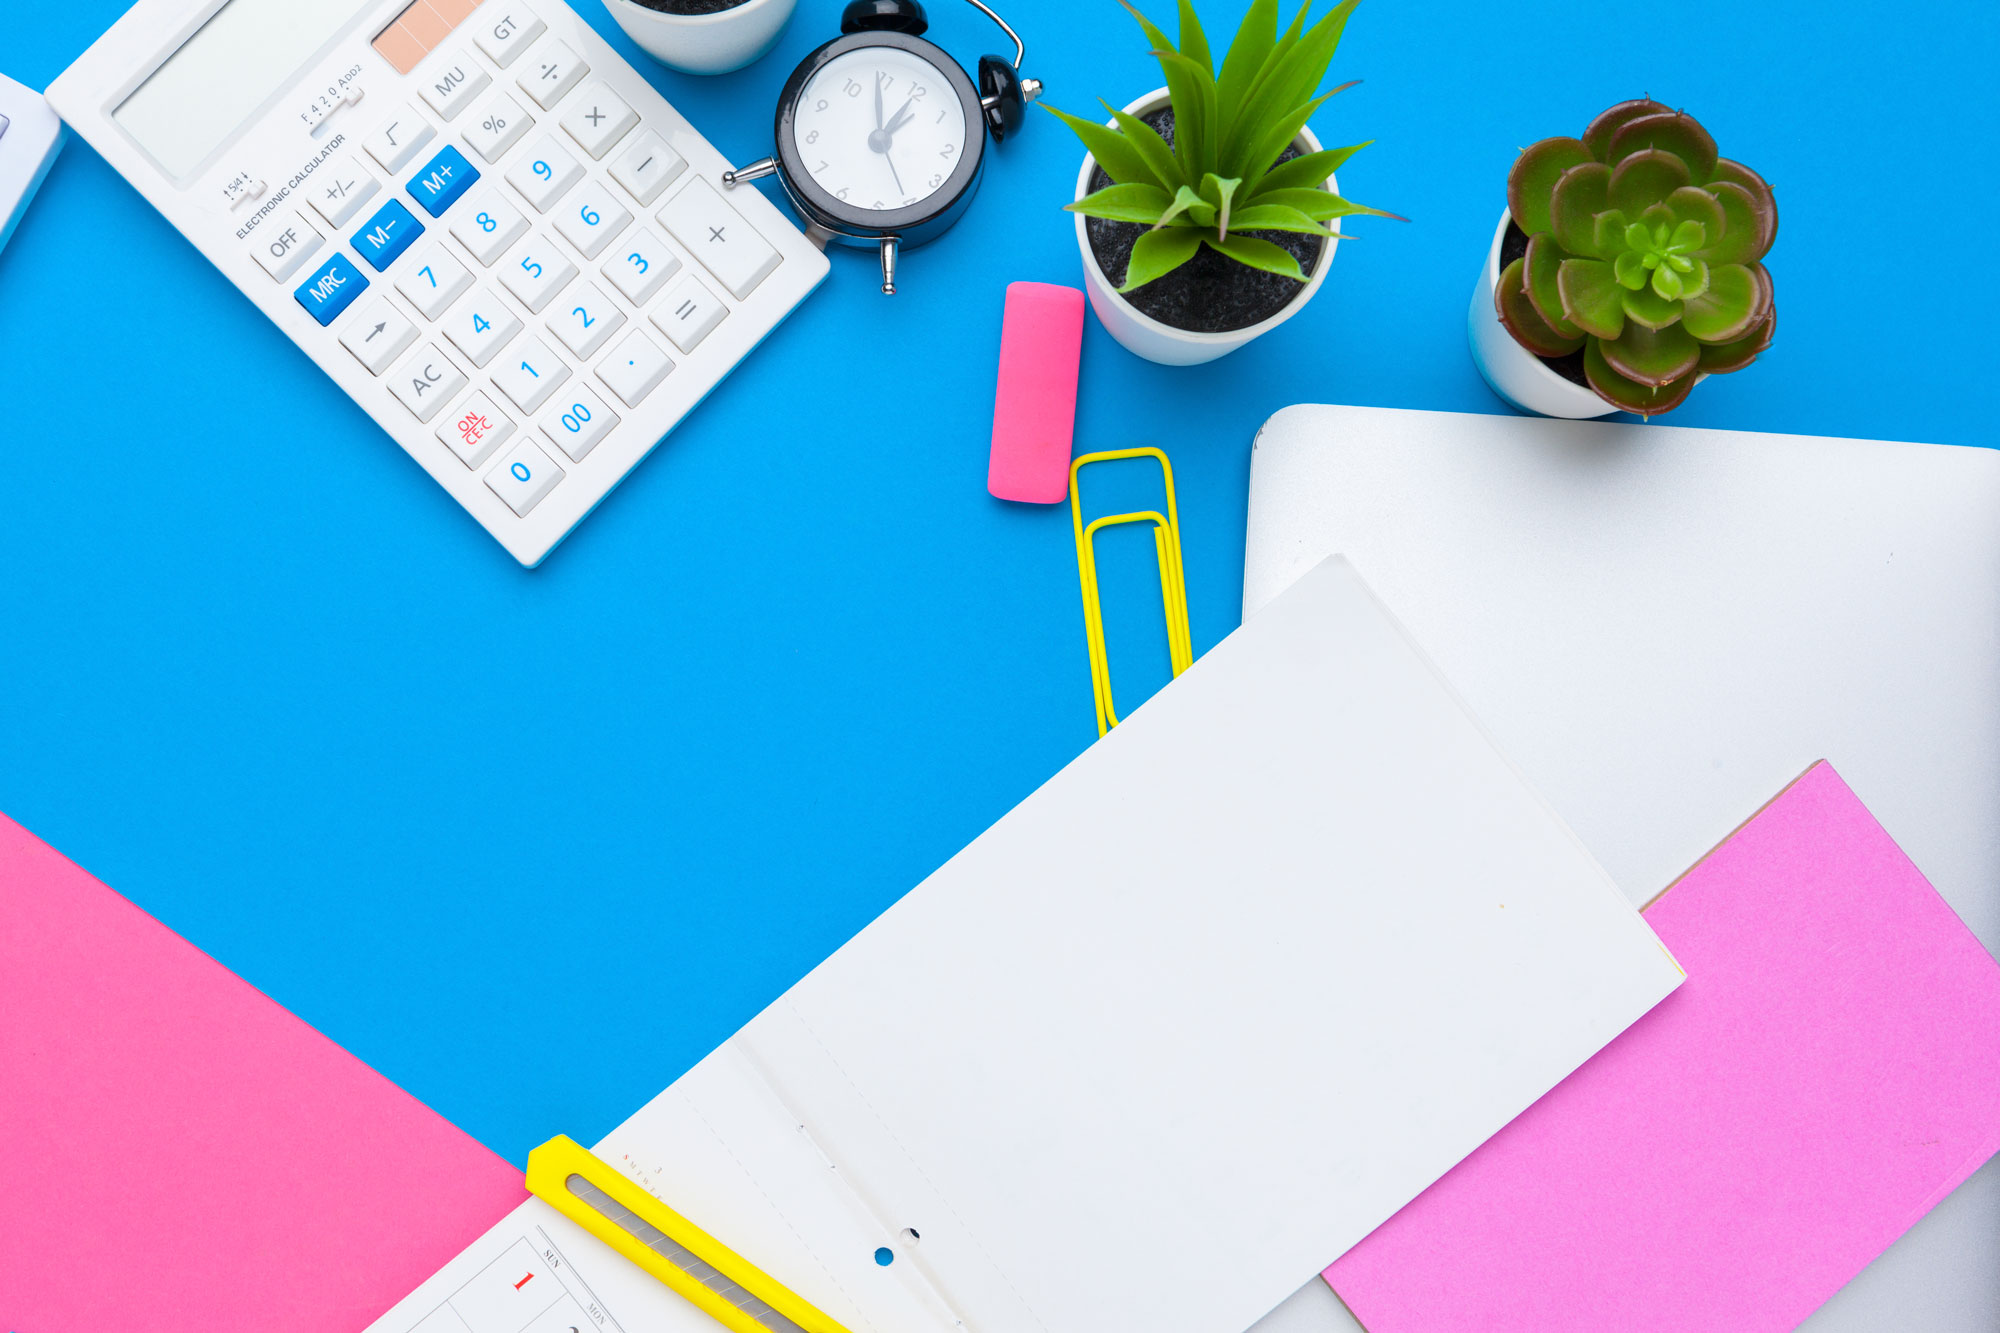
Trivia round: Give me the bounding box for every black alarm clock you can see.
[722,0,1039,293]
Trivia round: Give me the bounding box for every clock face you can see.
[791,46,969,214]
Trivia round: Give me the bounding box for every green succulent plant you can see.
[1045,0,1396,291]
[1499,99,1778,415]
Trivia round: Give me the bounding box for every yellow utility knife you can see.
[526,1135,852,1333]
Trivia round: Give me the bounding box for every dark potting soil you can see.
[625,0,748,14]
[1500,218,1587,388]
[1085,107,1324,334]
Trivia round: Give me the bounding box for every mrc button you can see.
[407,144,480,217]
[352,197,425,270]
[293,253,370,326]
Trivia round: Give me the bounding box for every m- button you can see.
[658,177,779,300]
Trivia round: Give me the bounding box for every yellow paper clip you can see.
[1070,447,1194,736]
[526,1134,852,1333]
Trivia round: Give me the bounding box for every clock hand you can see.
[884,96,917,137]
[867,79,904,156]
[885,148,907,197]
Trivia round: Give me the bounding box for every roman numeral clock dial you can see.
[720,0,1042,294]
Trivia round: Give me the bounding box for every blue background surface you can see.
[3,0,1994,1166]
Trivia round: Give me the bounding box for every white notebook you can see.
[367,557,1683,1333]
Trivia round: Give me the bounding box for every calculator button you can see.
[491,333,571,412]
[485,439,563,515]
[338,298,418,374]
[474,6,545,69]
[547,280,625,358]
[308,153,380,228]
[497,234,577,312]
[442,285,524,367]
[352,198,425,271]
[539,385,618,462]
[658,178,780,299]
[599,227,679,304]
[463,92,532,163]
[449,187,530,265]
[505,135,585,212]
[551,181,630,259]
[596,329,674,407]
[436,389,515,468]
[608,130,685,207]
[293,254,369,325]
[407,144,480,218]
[416,49,491,122]
[363,103,437,172]
[388,342,470,422]
[250,210,322,281]
[651,275,727,352]
[559,80,638,160]
[395,241,475,318]
[517,39,588,111]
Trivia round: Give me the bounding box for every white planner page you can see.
[372,557,1684,1333]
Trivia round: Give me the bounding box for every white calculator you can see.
[49,0,828,565]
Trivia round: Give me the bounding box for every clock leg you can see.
[721,158,778,187]
[879,236,899,295]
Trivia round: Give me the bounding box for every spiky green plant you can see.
[1499,99,1778,415]
[1046,0,1395,292]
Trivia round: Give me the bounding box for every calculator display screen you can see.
[113,0,377,179]
[371,0,483,74]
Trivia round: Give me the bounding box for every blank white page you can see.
[608,557,1683,1333]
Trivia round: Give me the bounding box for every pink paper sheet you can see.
[1324,761,2000,1332]
[0,812,524,1330]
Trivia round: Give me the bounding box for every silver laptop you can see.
[1242,403,2000,1333]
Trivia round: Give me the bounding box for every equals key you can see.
[651,276,725,354]
[610,130,685,207]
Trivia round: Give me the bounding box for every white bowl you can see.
[1466,208,1616,418]
[1073,88,1336,367]
[600,0,796,76]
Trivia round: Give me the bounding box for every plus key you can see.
[659,177,780,299]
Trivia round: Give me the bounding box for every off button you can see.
[252,209,323,281]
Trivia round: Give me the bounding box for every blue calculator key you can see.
[352,198,424,271]
[407,145,479,218]
[293,254,369,325]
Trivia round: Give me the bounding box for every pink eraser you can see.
[988,281,1086,503]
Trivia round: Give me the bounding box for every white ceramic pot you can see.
[600,0,796,75]
[1466,209,1615,418]
[1074,88,1337,366]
